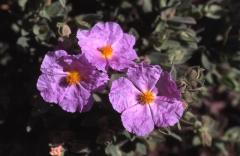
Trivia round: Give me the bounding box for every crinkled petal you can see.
[108,34,137,71]
[65,54,109,90]
[77,22,123,47]
[127,63,162,92]
[85,53,107,71]
[91,22,123,45]
[81,70,109,91]
[77,29,107,71]
[37,74,67,104]
[81,95,94,112]
[112,33,137,60]
[40,50,68,75]
[77,22,136,72]
[121,104,154,136]
[157,71,181,99]
[109,77,141,113]
[77,29,105,48]
[58,84,92,113]
[37,72,93,113]
[149,96,184,127]
[108,56,135,72]
[37,52,100,113]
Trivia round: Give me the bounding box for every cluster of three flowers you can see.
[37,22,184,136]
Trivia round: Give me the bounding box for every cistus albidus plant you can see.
[4,0,240,155]
[37,22,185,136]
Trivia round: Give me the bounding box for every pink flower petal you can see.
[109,77,140,113]
[157,71,180,99]
[121,104,154,136]
[127,63,162,91]
[149,96,184,127]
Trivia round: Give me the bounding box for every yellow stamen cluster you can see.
[66,71,80,85]
[99,45,113,59]
[138,91,154,105]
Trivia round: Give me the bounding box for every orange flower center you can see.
[99,45,113,59]
[66,71,80,85]
[139,91,155,105]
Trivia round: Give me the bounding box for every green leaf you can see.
[17,37,29,48]
[40,1,67,20]
[199,127,212,146]
[201,54,211,70]
[148,52,170,65]
[105,144,121,156]
[59,0,66,7]
[215,142,228,156]
[39,9,51,20]
[121,1,132,9]
[21,29,29,36]
[75,14,103,26]
[160,8,176,21]
[18,0,28,11]
[33,25,40,35]
[93,93,102,102]
[170,65,177,80]
[11,24,20,33]
[168,16,197,25]
[148,130,166,145]
[168,48,193,64]
[139,0,152,13]
[223,127,240,142]
[179,30,197,42]
[204,4,223,19]
[206,73,214,84]
[192,136,201,146]
[160,40,180,50]
[166,129,182,141]
[136,143,147,155]
[122,130,135,142]
[46,2,62,17]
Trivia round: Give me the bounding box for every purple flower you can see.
[77,22,137,71]
[109,63,184,136]
[37,50,109,113]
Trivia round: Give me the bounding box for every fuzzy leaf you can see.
[136,143,147,155]
[18,0,27,10]
[223,127,240,142]
[105,144,121,156]
[169,16,197,24]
